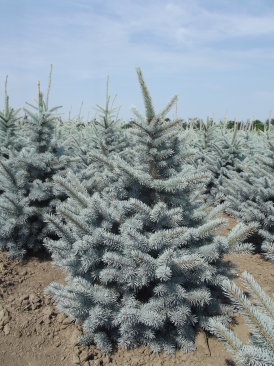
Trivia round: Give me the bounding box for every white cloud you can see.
[0,0,273,120]
[2,0,273,79]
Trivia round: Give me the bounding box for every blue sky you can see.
[0,0,274,122]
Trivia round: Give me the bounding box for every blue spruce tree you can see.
[209,271,274,366]
[197,125,246,205]
[0,75,21,162]
[221,135,274,261]
[61,75,131,195]
[45,68,257,354]
[0,72,65,258]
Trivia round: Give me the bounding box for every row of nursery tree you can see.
[0,67,273,365]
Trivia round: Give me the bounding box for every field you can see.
[1,215,273,366]
[0,71,273,366]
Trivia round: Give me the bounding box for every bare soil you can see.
[0,215,273,366]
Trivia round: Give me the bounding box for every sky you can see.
[0,0,274,122]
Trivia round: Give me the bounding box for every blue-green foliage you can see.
[221,135,274,261]
[193,118,216,151]
[56,76,131,196]
[209,271,274,366]
[0,85,65,258]
[44,68,257,355]
[0,76,21,155]
[196,126,246,204]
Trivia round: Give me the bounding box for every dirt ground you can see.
[0,215,273,366]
